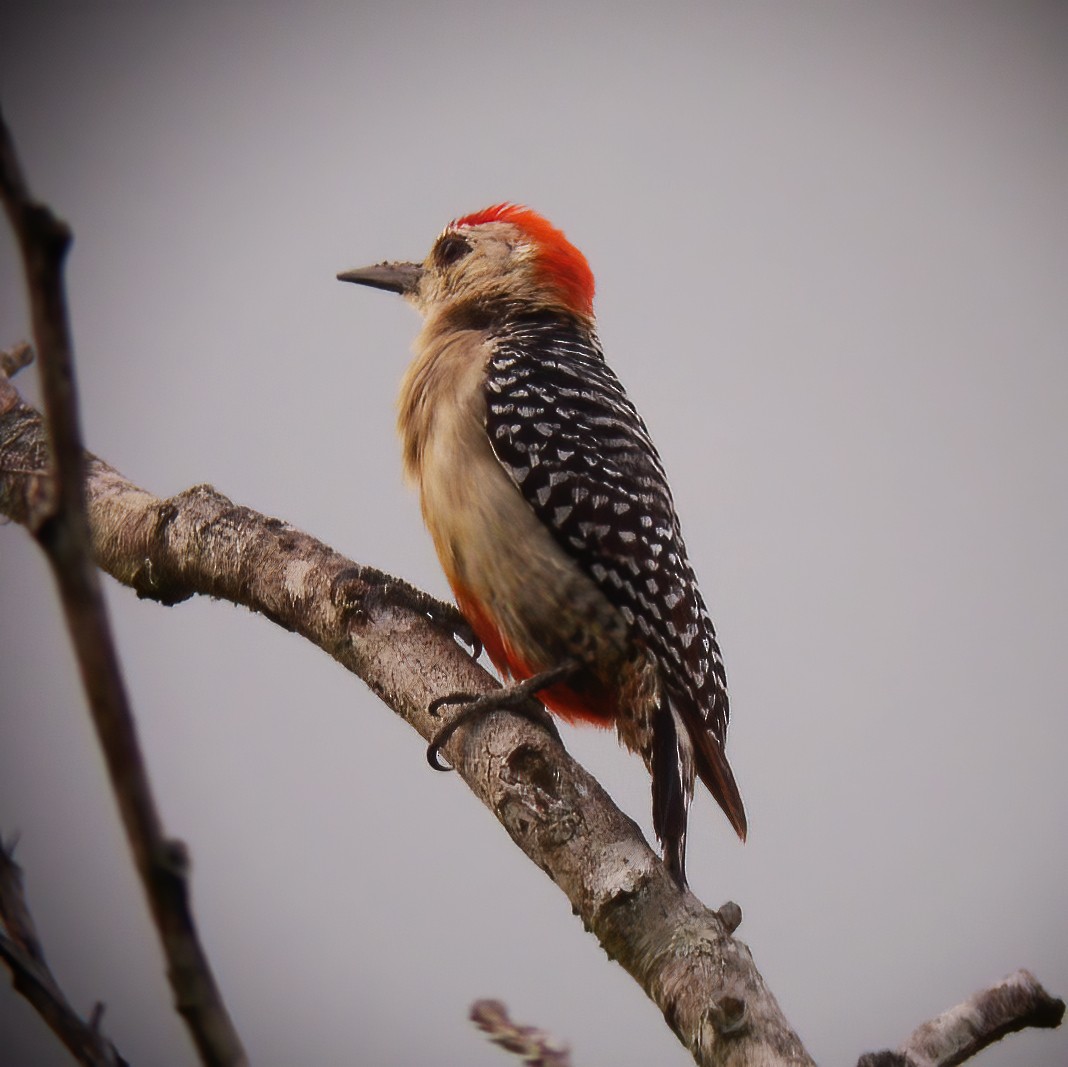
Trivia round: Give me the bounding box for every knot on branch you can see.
[330,566,372,621]
[716,900,742,934]
[19,201,72,258]
[170,483,235,512]
[161,838,190,877]
[497,743,581,850]
[707,991,749,1036]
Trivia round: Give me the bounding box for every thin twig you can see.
[0,340,32,378]
[471,999,572,1067]
[0,839,129,1067]
[0,104,246,1067]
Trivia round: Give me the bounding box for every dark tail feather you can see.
[691,725,747,842]
[651,705,691,887]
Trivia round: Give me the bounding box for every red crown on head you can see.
[450,203,595,317]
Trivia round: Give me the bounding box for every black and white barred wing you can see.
[482,313,732,757]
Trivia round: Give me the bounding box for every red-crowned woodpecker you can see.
[339,204,745,885]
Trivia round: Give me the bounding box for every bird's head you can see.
[338,203,595,321]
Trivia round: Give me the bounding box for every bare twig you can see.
[471,999,572,1067]
[0,105,246,1067]
[858,969,1065,1067]
[0,839,129,1067]
[0,340,32,379]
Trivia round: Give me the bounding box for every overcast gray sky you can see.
[1,3,1066,1065]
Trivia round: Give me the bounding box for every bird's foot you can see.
[426,661,577,771]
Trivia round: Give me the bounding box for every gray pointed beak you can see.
[336,261,424,296]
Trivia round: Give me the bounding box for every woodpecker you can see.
[339,204,745,885]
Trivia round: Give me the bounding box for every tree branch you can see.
[5,365,1060,1067]
[470,999,572,1067]
[0,105,246,1067]
[858,969,1065,1067]
[0,839,129,1067]
[0,365,812,1067]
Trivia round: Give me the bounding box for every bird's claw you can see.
[426,692,486,771]
[424,662,576,771]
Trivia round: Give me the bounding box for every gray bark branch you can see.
[3,371,1062,1067]
[0,368,810,1066]
[858,969,1064,1067]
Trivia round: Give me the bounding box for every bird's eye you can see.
[434,233,472,268]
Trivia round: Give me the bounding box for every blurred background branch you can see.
[0,837,129,1067]
[0,104,245,1067]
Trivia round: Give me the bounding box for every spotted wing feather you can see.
[483,310,745,841]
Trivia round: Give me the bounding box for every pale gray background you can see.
[1,3,1065,1065]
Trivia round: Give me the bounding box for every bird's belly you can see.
[418,429,631,718]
